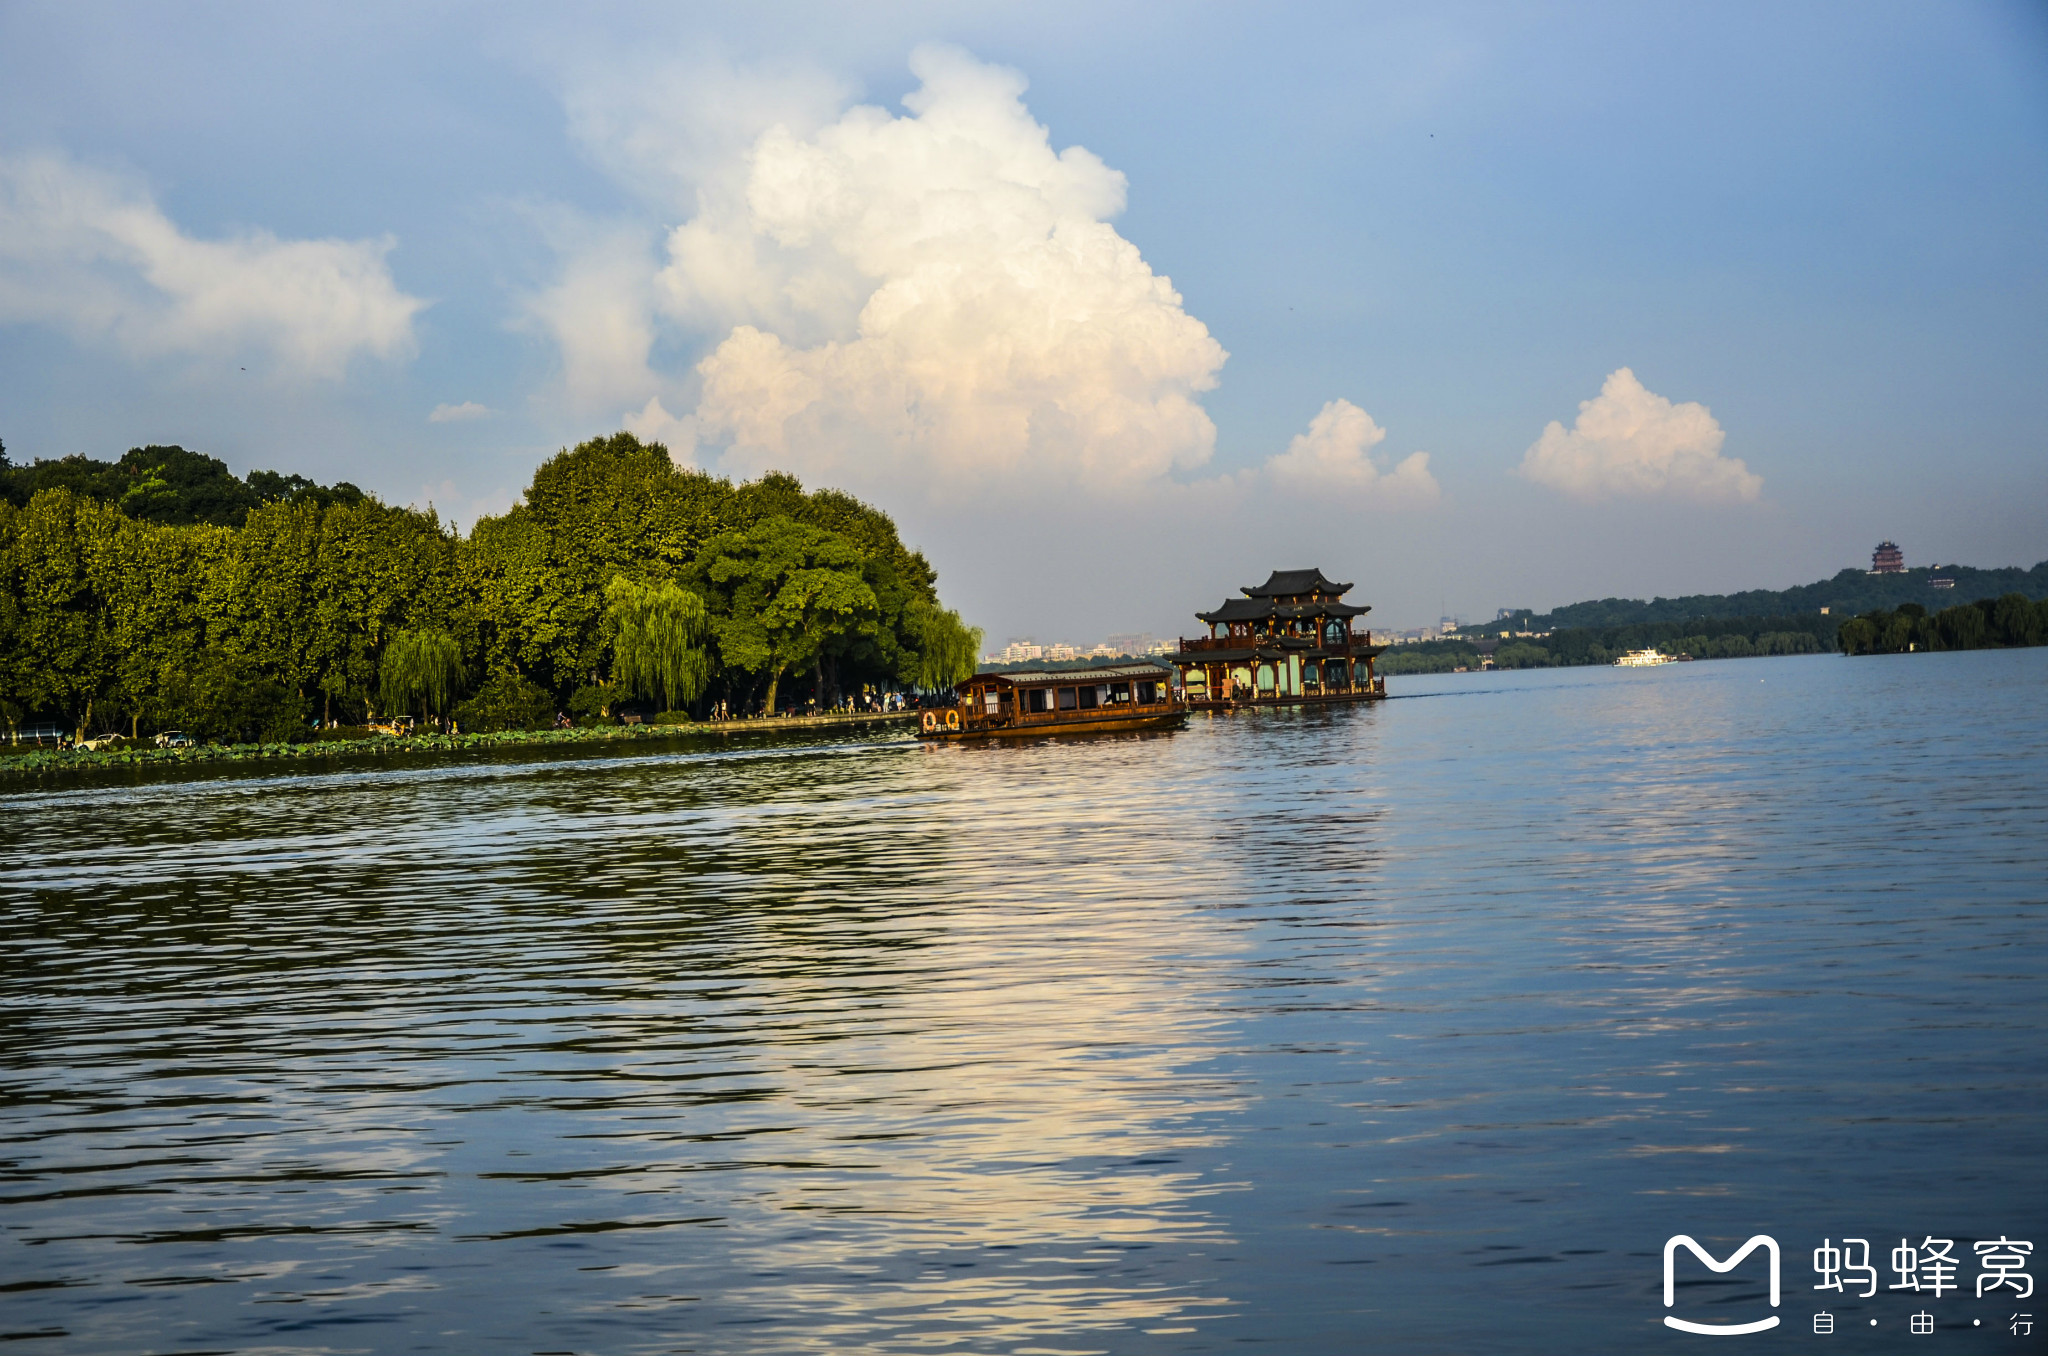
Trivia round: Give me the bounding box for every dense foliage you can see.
[1837,594,2048,656]
[0,433,981,741]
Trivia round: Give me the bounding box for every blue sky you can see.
[2,1,2043,640]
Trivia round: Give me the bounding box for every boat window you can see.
[1325,620,1344,644]
[1077,685,1099,709]
[1107,681,1132,703]
[1027,688,1050,713]
[1057,687,1078,710]
[1136,680,1159,703]
[984,690,1001,713]
[1212,622,1227,639]
[1303,664,1320,687]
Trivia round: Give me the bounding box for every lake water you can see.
[4,650,2045,1354]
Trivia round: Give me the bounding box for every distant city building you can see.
[992,634,1174,664]
[1870,540,1905,574]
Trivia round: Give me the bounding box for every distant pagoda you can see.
[1171,567,1386,708]
[1870,540,1905,574]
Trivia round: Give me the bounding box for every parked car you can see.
[154,731,195,749]
[80,733,129,752]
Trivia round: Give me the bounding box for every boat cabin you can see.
[922,662,1182,738]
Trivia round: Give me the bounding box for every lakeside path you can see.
[0,710,920,780]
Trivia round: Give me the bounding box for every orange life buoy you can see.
[920,710,937,733]
[944,709,961,731]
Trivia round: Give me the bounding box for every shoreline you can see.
[0,709,920,779]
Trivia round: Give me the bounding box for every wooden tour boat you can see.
[919,662,1186,740]
[1170,567,1388,710]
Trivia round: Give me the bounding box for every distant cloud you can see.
[622,395,694,451]
[1263,399,1439,501]
[547,45,1448,514]
[428,401,493,423]
[0,152,424,379]
[515,212,660,413]
[671,45,1227,492]
[1518,367,1761,502]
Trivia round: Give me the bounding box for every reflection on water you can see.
[3,650,2045,1353]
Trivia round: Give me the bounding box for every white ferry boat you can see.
[1613,648,1674,668]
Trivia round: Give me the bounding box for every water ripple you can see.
[3,650,2044,1353]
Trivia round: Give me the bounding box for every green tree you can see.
[10,490,122,739]
[904,598,982,692]
[0,430,984,746]
[308,500,460,721]
[379,628,466,726]
[77,509,214,737]
[490,433,735,693]
[0,498,23,741]
[1990,592,2041,647]
[603,575,712,712]
[453,672,556,732]
[695,517,878,714]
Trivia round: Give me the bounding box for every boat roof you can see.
[969,662,1171,688]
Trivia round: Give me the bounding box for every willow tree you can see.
[379,627,465,725]
[603,575,711,713]
[907,599,982,693]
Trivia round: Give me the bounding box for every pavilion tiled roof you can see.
[1195,597,1372,623]
[1242,568,1353,598]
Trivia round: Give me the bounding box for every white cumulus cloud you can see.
[0,152,424,379]
[428,401,492,423]
[634,45,1229,492]
[515,213,661,413]
[1264,399,1439,501]
[1518,367,1761,502]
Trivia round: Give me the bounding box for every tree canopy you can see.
[0,432,971,740]
[604,575,711,712]
[694,516,879,715]
[1838,594,2048,656]
[380,628,467,722]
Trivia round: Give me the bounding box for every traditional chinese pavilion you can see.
[1171,568,1387,709]
[1870,540,1905,574]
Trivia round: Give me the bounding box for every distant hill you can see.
[1470,561,2048,636]
[0,442,365,527]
